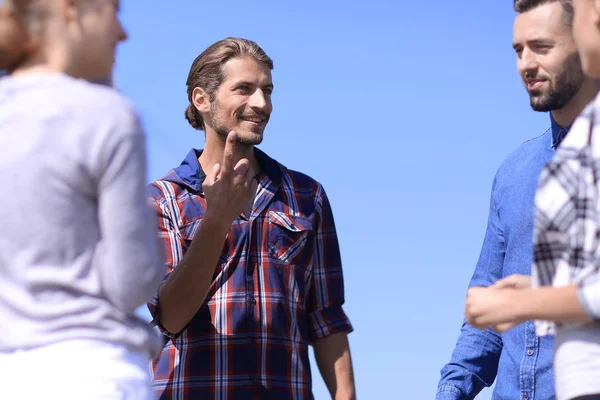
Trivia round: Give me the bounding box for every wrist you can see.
[507,288,529,322]
[513,288,541,321]
[335,391,356,400]
[202,212,231,236]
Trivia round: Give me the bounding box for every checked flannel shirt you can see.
[147,147,353,400]
[533,101,600,336]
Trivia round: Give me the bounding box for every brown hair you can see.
[514,0,573,25]
[184,37,274,131]
[10,0,53,36]
[0,0,31,70]
[11,0,95,36]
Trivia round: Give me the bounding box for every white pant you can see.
[0,340,155,400]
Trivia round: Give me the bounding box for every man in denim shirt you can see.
[437,1,600,399]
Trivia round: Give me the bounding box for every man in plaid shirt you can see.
[147,37,355,400]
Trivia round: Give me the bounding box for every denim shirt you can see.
[437,117,569,400]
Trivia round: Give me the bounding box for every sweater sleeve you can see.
[92,105,165,314]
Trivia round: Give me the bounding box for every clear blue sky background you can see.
[117,1,554,399]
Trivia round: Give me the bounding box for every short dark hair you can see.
[184,37,274,131]
[514,0,573,25]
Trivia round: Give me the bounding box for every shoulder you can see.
[70,79,139,126]
[283,168,323,192]
[259,150,326,197]
[494,129,551,183]
[148,175,187,204]
[47,77,143,143]
[560,95,598,151]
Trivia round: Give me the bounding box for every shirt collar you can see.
[169,147,283,193]
[550,113,572,148]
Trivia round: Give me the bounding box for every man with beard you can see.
[436,1,599,399]
[147,37,356,400]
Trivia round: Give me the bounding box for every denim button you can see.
[527,349,534,356]
[523,394,529,400]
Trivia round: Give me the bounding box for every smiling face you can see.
[513,1,585,111]
[202,57,273,146]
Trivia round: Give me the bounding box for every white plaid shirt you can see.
[533,99,600,336]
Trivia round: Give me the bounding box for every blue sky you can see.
[118,1,554,398]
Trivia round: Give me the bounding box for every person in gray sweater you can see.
[0,1,165,399]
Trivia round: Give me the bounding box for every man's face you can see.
[0,4,26,71]
[206,57,273,146]
[513,2,585,112]
[75,0,127,80]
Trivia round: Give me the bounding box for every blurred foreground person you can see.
[0,1,164,399]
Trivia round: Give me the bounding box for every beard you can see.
[207,99,267,146]
[526,51,585,112]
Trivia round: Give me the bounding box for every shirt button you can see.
[523,394,529,400]
[250,297,257,305]
[527,349,534,356]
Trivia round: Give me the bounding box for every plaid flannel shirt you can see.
[147,148,353,400]
[533,103,600,336]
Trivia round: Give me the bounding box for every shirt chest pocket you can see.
[268,211,313,267]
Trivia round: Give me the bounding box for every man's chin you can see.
[234,129,264,146]
[529,96,552,112]
[237,135,263,146]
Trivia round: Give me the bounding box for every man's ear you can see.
[192,87,211,114]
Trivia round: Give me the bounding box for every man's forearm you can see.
[313,332,356,400]
[157,215,230,334]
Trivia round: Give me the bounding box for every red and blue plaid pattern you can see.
[147,148,352,400]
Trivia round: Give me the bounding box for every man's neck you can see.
[198,131,260,176]
[551,78,600,128]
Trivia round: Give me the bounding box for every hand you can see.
[491,274,531,290]
[202,131,258,224]
[464,287,524,332]
[491,321,521,333]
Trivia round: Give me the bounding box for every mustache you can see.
[524,71,548,81]
[237,110,269,119]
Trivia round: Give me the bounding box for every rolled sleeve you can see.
[146,183,186,339]
[435,386,466,400]
[307,185,353,342]
[308,306,353,340]
[577,279,600,320]
[148,275,180,339]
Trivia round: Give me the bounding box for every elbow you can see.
[108,275,160,313]
[104,262,164,314]
[156,312,185,336]
[108,290,149,314]
[154,287,187,335]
